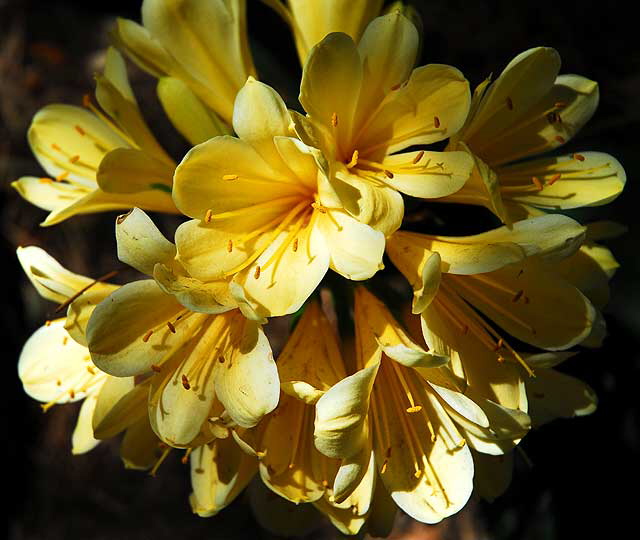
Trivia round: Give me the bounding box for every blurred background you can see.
[3,0,638,538]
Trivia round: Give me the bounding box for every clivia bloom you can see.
[112,0,256,127]
[256,300,375,535]
[443,47,625,223]
[172,78,385,318]
[12,48,177,225]
[16,246,159,469]
[86,209,280,449]
[295,12,474,235]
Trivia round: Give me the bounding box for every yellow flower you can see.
[256,300,375,535]
[112,0,256,126]
[295,12,474,235]
[12,48,177,226]
[314,287,490,524]
[86,211,280,448]
[172,78,385,318]
[16,246,159,469]
[443,47,625,223]
[386,215,600,357]
[262,0,384,65]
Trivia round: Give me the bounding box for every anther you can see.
[142,330,153,342]
[531,176,543,190]
[390,82,402,91]
[51,143,62,151]
[554,135,566,144]
[69,155,80,164]
[181,374,191,390]
[406,405,423,413]
[69,389,75,399]
[74,125,86,136]
[493,338,504,351]
[218,356,225,364]
[63,336,68,345]
[506,97,514,111]
[331,112,338,127]
[383,169,394,179]
[39,177,53,183]
[227,239,233,253]
[223,174,238,181]
[434,116,441,128]
[87,366,96,374]
[380,460,388,474]
[82,94,92,108]
[166,321,176,334]
[347,149,359,168]
[573,153,585,162]
[554,101,568,109]
[413,150,425,164]
[204,209,213,223]
[512,290,524,302]
[548,173,561,185]
[254,265,261,279]
[414,470,423,479]
[292,238,299,252]
[55,171,69,182]
[151,364,162,373]
[497,355,505,363]
[322,479,330,488]
[311,202,327,213]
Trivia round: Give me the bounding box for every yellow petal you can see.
[472,451,513,502]
[173,135,299,220]
[12,176,88,215]
[448,258,597,350]
[213,314,279,428]
[93,381,148,440]
[190,438,257,517]
[115,208,176,275]
[87,280,204,376]
[314,361,379,459]
[141,0,256,124]
[65,286,118,347]
[356,64,470,155]
[284,0,383,64]
[230,224,330,318]
[499,151,626,210]
[157,76,229,145]
[28,104,126,183]
[525,368,597,427]
[354,12,419,131]
[71,394,101,454]
[463,47,561,145]
[17,245,94,304]
[477,74,599,166]
[380,149,473,199]
[120,417,161,470]
[300,32,363,152]
[18,320,104,403]
[96,148,173,195]
[355,287,448,369]
[318,210,385,280]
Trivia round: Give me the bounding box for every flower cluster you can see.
[16,0,625,535]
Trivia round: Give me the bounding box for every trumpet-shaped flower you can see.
[17,246,159,469]
[13,48,177,225]
[112,0,256,126]
[444,47,625,223]
[295,13,474,235]
[172,78,385,318]
[313,287,492,524]
[262,0,384,65]
[256,300,375,535]
[86,211,280,448]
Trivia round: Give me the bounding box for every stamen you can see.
[573,153,585,162]
[383,169,394,179]
[292,238,298,252]
[554,135,566,144]
[331,112,338,127]
[254,266,261,279]
[53,269,120,315]
[166,321,176,334]
[227,239,233,253]
[548,173,561,185]
[512,290,524,302]
[433,116,441,128]
[74,125,86,136]
[150,446,172,477]
[412,150,425,164]
[223,174,238,181]
[151,364,162,373]
[346,149,359,168]
[181,374,191,390]
[506,97,514,111]
[55,171,69,182]
[205,209,213,223]
[181,448,193,464]
[531,176,543,190]
[69,155,80,164]
[142,330,153,343]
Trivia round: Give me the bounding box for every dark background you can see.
[3,0,638,538]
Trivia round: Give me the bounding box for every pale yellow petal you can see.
[314,362,379,459]
[65,286,119,347]
[91,375,136,432]
[115,207,176,275]
[318,210,385,281]
[357,64,470,156]
[120,417,160,470]
[18,320,104,404]
[157,76,229,145]
[71,394,101,454]
[12,176,87,215]
[96,148,173,195]
[472,451,513,502]
[499,152,626,210]
[87,280,204,376]
[190,438,258,517]
[93,381,149,440]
